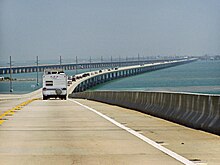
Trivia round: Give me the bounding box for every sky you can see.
[0,0,220,64]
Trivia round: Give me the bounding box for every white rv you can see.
[42,69,67,100]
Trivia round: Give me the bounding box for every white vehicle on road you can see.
[42,69,67,100]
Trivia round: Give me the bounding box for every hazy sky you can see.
[0,0,220,63]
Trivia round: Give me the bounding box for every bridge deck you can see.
[0,97,219,165]
[0,61,219,165]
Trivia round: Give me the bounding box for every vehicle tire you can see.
[43,96,47,100]
[62,96,66,100]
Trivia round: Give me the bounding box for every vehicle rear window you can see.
[45,81,53,86]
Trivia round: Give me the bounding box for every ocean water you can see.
[91,60,220,94]
[0,60,219,94]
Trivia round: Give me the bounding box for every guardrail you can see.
[68,58,220,135]
[70,91,220,135]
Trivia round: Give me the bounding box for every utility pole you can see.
[75,56,78,74]
[138,53,140,65]
[89,56,92,72]
[36,56,39,86]
[119,56,121,67]
[9,56,13,92]
[59,56,62,68]
[111,56,113,67]
[101,56,103,69]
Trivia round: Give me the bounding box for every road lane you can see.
[71,99,195,165]
[0,99,184,165]
[75,99,220,165]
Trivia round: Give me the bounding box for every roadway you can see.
[1,97,220,165]
[0,63,220,165]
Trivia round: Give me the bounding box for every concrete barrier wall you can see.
[70,91,220,135]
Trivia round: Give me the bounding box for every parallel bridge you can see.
[0,58,182,74]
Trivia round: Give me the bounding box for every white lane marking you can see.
[69,99,196,165]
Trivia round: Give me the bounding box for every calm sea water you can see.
[0,60,219,94]
[91,60,220,94]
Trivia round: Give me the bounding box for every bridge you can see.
[0,58,219,165]
[0,58,183,74]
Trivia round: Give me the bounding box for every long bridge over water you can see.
[0,58,182,74]
[0,58,220,165]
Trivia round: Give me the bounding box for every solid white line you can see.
[69,99,196,165]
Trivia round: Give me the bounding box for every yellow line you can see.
[0,114,5,118]
[0,120,5,124]
[0,98,40,125]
